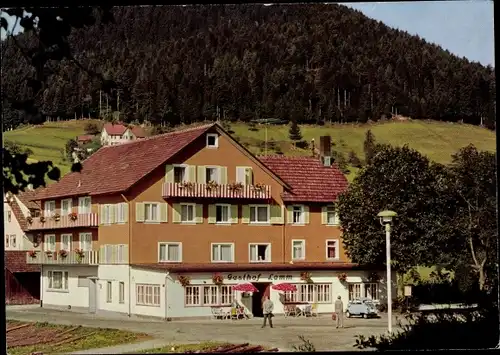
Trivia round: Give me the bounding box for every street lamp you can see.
[377,210,397,334]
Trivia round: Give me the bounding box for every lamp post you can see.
[377,210,397,334]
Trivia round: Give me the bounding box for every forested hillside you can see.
[1,4,496,130]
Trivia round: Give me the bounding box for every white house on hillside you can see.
[100,123,146,146]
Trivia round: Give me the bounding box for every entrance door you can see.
[88,278,98,313]
[251,282,271,317]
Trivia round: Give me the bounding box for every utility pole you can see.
[117,90,120,121]
[99,90,102,119]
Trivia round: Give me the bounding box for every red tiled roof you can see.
[131,126,147,138]
[34,123,215,200]
[258,155,348,203]
[77,135,94,142]
[103,123,127,136]
[131,262,370,273]
[17,188,42,210]
[5,251,40,273]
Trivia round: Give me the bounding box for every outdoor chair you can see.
[211,307,225,320]
[283,304,297,317]
[304,303,318,318]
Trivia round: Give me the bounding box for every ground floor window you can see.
[136,284,160,306]
[348,283,362,300]
[106,281,112,303]
[364,283,379,300]
[119,282,125,304]
[283,284,332,304]
[185,285,234,306]
[47,270,68,290]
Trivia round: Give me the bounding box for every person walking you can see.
[334,295,344,328]
[262,296,274,328]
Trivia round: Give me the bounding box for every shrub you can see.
[292,336,316,352]
[347,150,362,167]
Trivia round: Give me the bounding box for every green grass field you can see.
[4,119,496,181]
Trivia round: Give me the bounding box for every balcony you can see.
[162,182,271,200]
[27,213,99,230]
[26,245,129,265]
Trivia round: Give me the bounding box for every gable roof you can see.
[6,195,29,231]
[17,188,42,210]
[131,126,147,138]
[258,155,348,203]
[103,123,128,136]
[77,135,94,142]
[35,123,216,200]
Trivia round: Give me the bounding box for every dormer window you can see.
[206,133,218,148]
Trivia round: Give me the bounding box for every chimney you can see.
[319,135,332,166]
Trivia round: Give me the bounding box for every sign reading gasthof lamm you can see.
[227,273,293,281]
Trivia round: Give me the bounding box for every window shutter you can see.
[270,205,284,225]
[230,205,238,224]
[109,205,116,224]
[99,205,105,225]
[208,204,216,224]
[336,212,341,225]
[114,204,120,223]
[135,203,145,222]
[286,206,293,224]
[245,167,254,185]
[303,206,310,224]
[123,203,129,223]
[172,203,181,223]
[197,166,206,184]
[241,205,250,224]
[160,203,168,223]
[188,165,197,183]
[219,166,228,184]
[265,245,271,261]
[250,245,257,261]
[236,167,245,184]
[165,164,174,183]
[321,207,328,224]
[99,246,104,263]
[195,204,203,224]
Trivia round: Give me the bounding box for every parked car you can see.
[345,298,379,318]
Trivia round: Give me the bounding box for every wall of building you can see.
[130,267,167,318]
[127,129,288,264]
[4,199,26,251]
[97,264,130,314]
[41,265,98,309]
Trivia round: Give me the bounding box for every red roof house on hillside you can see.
[100,122,148,146]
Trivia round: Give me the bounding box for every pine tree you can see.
[363,129,376,164]
[289,119,302,142]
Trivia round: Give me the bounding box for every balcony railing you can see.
[26,245,128,265]
[27,213,99,230]
[162,182,271,199]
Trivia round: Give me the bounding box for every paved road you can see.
[6,306,407,352]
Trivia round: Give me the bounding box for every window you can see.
[181,203,195,223]
[7,211,11,222]
[159,242,182,262]
[283,284,331,304]
[188,285,234,307]
[61,234,72,251]
[6,234,16,248]
[292,240,305,260]
[365,283,379,301]
[236,167,253,186]
[79,233,92,251]
[216,204,230,223]
[173,166,187,183]
[205,166,219,183]
[44,200,56,217]
[47,271,68,290]
[116,203,127,223]
[136,284,161,306]
[102,204,114,224]
[292,205,304,224]
[144,203,159,222]
[326,240,339,260]
[206,133,218,148]
[5,235,9,248]
[249,243,271,262]
[185,286,201,306]
[249,205,269,224]
[61,199,72,215]
[30,208,40,217]
[78,197,91,214]
[326,206,339,225]
[44,234,56,251]
[119,282,125,303]
[106,281,112,303]
[348,284,362,300]
[211,243,234,262]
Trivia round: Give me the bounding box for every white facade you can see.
[100,128,138,146]
[40,265,396,320]
[3,194,36,251]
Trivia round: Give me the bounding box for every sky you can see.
[1,1,495,67]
